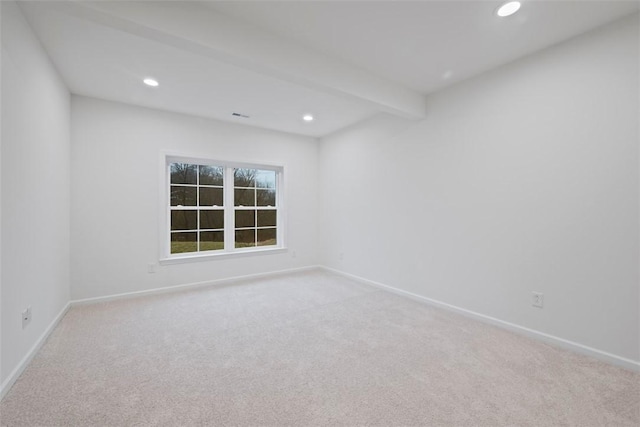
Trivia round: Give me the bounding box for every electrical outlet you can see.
[532,292,544,308]
[22,306,32,329]
[339,252,344,261]
[147,263,157,274]
[291,250,297,258]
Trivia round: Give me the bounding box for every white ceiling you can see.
[18,2,381,137]
[19,1,639,137]
[210,0,640,93]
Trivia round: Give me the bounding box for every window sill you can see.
[159,246,288,265]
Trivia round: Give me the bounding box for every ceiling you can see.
[19,1,639,137]
[210,0,639,93]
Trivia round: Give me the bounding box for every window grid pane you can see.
[235,229,256,248]
[171,186,197,206]
[199,165,223,186]
[170,164,197,184]
[200,231,224,252]
[171,232,197,254]
[257,228,277,247]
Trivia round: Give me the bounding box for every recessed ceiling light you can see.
[303,114,314,122]
[143,78,159,87]
[496,1,521,17]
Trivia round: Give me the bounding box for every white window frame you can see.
[159,153,286,264]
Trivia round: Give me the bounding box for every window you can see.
[170,163,225,254]
[165,157,283,259]
[234,168,278,249]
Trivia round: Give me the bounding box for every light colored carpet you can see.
[1,270,638,426]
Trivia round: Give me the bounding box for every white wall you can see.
[71,96,319,300]
[1,1,71,386]
[320,15,639,363]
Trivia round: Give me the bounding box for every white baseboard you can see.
[70,265,322,305]
[2,264,635,404]
[321,266,640,372]
[0,301,71,401]
[0,265,321,402]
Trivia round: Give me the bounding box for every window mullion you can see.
[276,170,282,248]
[224,167,234,252]
[167,163,171,257]
[196,165,200,252]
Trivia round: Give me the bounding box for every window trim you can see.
[158,152,286,264]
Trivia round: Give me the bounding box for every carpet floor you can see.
[0,270,638,426]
